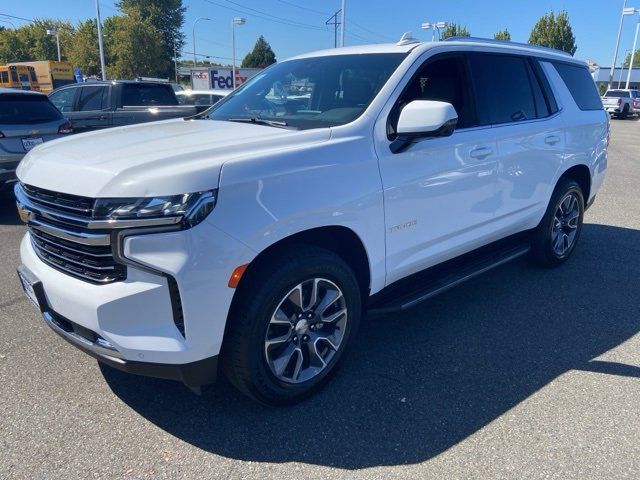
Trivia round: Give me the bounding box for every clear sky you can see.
[0,0,637,66]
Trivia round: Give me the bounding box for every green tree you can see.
[440,23,470,40]
[528,9,577,55]
[623,50,640,67]
[108,12,167,79]
[0,19,73,63]
[116,0,185,77]
[494,28,511,41]
[66,19,103,76]
[241,36,276,68]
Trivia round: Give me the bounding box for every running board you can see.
[368,236,531,315]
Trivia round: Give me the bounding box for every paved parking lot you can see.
[1,119,639,480]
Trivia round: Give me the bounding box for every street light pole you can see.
[618,50,631,87]
[421,21,448,41]
[609,0,631,89]
[174,39,179,84]
[46,29,61,61]
[626,16,640,88]
[231,17,245,90]
[95,0,107,80]
[192,17,212,67]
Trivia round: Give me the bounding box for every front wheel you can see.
[221,246,361,405]
[529,178,585,267]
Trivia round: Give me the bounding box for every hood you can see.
[17,118,331,197]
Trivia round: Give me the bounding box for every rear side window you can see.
[552,62,602,110]
[0,94,63,125]
[0,71,8,83]
[470,54,540,124]
[122,84,178,106]
[78,86,107,111]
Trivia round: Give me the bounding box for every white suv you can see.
[15,37,608,404]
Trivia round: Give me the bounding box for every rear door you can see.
[469,53,565,233]
[68,85,112,133]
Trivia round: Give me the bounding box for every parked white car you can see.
[601,88,640,118]
[15,36,608,404]
[175,89,230,108]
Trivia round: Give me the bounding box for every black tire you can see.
[529,178,585,268]
[621,104,629,119]
[221,245,362,405]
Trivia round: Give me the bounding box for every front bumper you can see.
[18,217,255,387]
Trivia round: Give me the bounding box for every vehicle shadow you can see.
[0,192,21,225]
[101,223,640,469]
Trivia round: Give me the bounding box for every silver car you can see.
[0,88,72,190]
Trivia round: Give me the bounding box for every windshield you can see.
[207,53,406,129]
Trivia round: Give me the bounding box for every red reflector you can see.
[228,264,249,288]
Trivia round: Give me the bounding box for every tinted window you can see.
[29,69,37,82]
[122,84,178,106]
[532,60,559,114]
[388,55,476,136]
[49,88,77,112]
[470,54,537,124]
[78,86,106,111]
[0,94,63,125]
[604,90,630,98]
[553,62,602,110]
[0,71,8,83]
[10,70,18,82]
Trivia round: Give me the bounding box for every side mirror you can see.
[390,100,458,154]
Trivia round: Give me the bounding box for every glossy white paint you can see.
[396,100,458,135]
[17,40,608,366]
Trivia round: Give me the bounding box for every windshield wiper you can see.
[228,117,289,128]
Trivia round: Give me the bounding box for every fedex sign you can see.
[191,67,262,90]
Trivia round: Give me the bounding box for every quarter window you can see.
[552,62,602,111]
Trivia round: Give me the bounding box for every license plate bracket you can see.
[17,265,45,311]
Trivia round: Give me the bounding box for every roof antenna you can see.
[397,31,421,46]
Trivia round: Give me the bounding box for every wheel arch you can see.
[558,164,591,203]
[233,225,372,302]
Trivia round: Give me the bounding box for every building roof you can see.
[592,66,640,83]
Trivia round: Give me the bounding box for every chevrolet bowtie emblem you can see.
[17,204,32,224]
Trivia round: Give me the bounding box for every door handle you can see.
[469,147,493,159]
[545,135,561,145]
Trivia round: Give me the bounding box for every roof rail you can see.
[443,36,572,57]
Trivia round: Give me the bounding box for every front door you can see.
[375,53,499,284]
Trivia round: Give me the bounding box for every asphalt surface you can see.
[1,120,639,480]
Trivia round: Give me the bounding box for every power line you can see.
[0,13,34,23]
[350,20,395,42]
[274,0,331,16]
[204,0,325,31]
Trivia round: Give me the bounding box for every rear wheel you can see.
[221,246,361,405]
[529,178,584,267]
[621,104,630,119]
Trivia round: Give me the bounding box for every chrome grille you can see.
[29,227,126,283]
[16,183,126,284]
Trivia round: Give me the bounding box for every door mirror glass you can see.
[391,100,458,153]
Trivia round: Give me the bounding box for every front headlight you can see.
[93,189,217,228]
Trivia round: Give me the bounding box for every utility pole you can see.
[609,0,631,89]
[46,29,61,61]
[193,17,212,67]
[325,10,341,48]
[340,0,346,47]
[95,0,107,80]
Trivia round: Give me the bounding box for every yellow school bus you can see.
[0,65,40,90]
[10,61,74,93]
